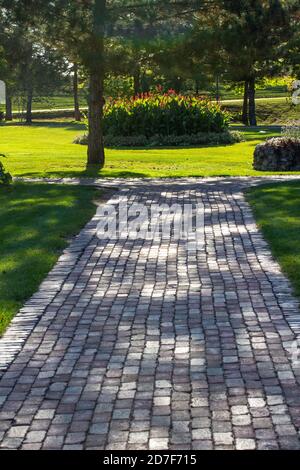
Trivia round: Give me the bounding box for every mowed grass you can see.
[247,181,300,298]
[18,95,87,110]
[7,86,285,111]
[1,120,300,178]
[20,96,299,125]
[13,86,287,110]
[223,97,299,124]
[0,183,98,335]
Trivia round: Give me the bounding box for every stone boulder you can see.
[253,137,300,171]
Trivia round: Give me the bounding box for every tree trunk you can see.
[73,63,81,121]
[216,75,220,103]
[87,0,106,167]
[26,88,33,124]
[248,77,257,126]
[133,68,141,96]
[87,71,105,167]
[195,79,200,95]
[141,73,149,93]
[242,81,249,125]
[5,90,13,121]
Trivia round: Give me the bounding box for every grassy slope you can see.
[2,121,300,178]
[3,97,298,125]
[223,97,299,124]
[12,85,287,110]
[21,95,87,110]
[221,88,288,100]
[0,183,98,335]
[5,94,297,124]
[247,181,300,298]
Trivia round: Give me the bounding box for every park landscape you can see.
[0,0,300,453]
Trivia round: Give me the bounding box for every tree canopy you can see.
[0,0,299,164]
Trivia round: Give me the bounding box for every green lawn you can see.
[0,183,98,335]
[223,97,299,124]
[10,85,288,110]
[247,181,300,299]
[20,95,87,110]
[221,88,288,100]
[1,120,300,178]
[2,95,297,123]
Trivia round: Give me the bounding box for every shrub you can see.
[74,130,243,149]
[0,158,12,185]
[253,137,300,171]
[103,91,231,137]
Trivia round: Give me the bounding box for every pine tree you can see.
[219,0,299,125]
[1,0,209,167]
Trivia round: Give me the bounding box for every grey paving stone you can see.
[1,176,300,449]
[236,438,256,450]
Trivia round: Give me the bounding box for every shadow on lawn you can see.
[0,120,86,132]
[84,163,149,178]
[246,181,300,298]
[105,143,239,151]
[18,169,150,179]
[0,182,97,335]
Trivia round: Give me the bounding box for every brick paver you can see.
[1,177,300,450]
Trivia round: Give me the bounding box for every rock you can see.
[253,137,300,171]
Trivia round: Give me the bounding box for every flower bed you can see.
[103,91,230,137]
[74,130,243,148]
[74,91,236,148]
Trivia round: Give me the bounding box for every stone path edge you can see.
[0,186,117,380]
[1,175,300,380]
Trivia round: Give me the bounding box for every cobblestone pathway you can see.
[0,178,300,450]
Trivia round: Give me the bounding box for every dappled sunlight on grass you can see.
[2,120,299,178]
[0,182,98,335]
[247,181,300,298]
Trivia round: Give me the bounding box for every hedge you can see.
[74,130,243,148]
[103,91,230,137]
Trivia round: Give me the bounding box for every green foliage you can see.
[103,91,230,138]
[104,75,134,99]
[260,76,293,90]
[74,130,243,148]
[0,158,12,185]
